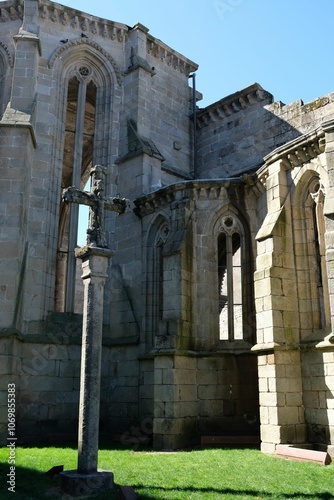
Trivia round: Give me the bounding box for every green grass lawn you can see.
[0,444,333,499]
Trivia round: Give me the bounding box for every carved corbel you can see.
[62,12,69,26]
[82,18,89,32]
[287,152,300,168]
[72,16,79,29]
[51,9,58,23]
[102,25,108,38]
[10,6,18,20]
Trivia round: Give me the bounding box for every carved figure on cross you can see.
[62,165,130,248]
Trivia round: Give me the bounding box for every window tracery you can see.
[307,178,329,330]
[55,67,97,312]
[146,217,170,348]
[217,215,244,341]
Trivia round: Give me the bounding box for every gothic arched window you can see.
[0,44,12,119]
[55,67,97,313]
[146,216,170,348]
[305,177,329,330]
[216,212,254,343]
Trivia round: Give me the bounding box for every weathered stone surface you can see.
[2,0,334,458]
[276,444,331,465]
[59,469,114,497]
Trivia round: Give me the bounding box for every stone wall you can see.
[197,84,334,181]
[153,355,197,450]
[301,350,334,448]
[196,84,275,179]
[197,354,259,437]
[0,336,81,444]
[2,0,334,454]
[258,350,305,455]
[153,353,259,450]
[0,335,141,445]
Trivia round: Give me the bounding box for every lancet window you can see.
[306,177,329,330]
[218,216,243,341]
[55,66,97,313]
[0,49,8,119]
[146,216,170,347]
[217,214,252,341]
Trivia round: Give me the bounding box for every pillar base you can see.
[59,469,114,497]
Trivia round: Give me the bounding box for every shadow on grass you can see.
[1,456,334,500]
[0,461,56,500]
[133,484,334,500]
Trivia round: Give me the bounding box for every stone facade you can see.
[1,0,334,455]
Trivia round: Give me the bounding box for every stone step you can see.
[276,444,332,465]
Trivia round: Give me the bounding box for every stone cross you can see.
[62,164,129,248]
[59,165,129,496]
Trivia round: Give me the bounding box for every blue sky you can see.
[62,0,334,108]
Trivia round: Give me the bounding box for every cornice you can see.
[0,2,198,76]
[196,83,274,130]
[39,1,128,41]
[263,126,326,170]
[0,1,128,37]
[134,178,246,217]
[146,34,198,76]
[0,1,23,22]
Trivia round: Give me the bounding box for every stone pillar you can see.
[0,0,40,330]
[253,161,306,453]
[4,0,41,119]
[60,247,114,496]
[318,119,334,347]
[256,349,305,454]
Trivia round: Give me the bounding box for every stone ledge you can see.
[251,342,302,353]
[0,116,37,148]
[276,444,332,466]
[196,83,273,129]
[316,333,334,350]
[251,342,281,353]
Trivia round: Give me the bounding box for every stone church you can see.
[1,0,334,456]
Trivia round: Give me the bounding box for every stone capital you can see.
[76,246,114,282]
[75,246,114,260]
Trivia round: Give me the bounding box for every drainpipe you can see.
[189,73,197,178]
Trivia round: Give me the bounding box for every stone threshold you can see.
[276,444,332,465]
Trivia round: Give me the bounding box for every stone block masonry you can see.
[2,0,334,456]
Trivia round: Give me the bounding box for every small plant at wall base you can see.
[0,445,333,499]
